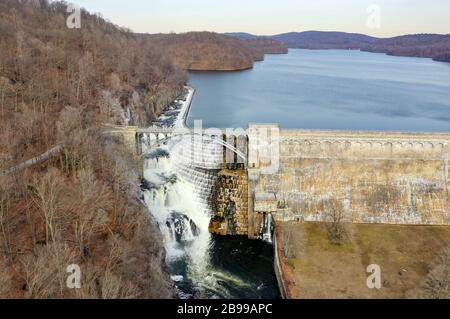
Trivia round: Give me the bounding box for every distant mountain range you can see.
[226,31,450,62]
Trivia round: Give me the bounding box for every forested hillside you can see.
[144,32,287,71]
[244,38,289,55]
[272,31,377,49]
[363,34,450,62]
[230,31,450,62]
[0,0,186,298]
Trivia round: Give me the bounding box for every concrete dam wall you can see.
[248,128,450,237]
[106,123,450,239]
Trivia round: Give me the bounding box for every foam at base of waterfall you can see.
[171,275,184,282]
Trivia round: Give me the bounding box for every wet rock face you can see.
[166,212,200,242]
[224,200,237,235]
[210,169,249,236]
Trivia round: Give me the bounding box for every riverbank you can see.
[175,86,195,129]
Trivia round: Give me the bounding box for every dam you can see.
[109,121,450,239]
[104,82,450,298]
[105,50,450,299]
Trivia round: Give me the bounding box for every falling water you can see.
[262,213,273,243]
[142,148,211,267]
[142,145,254,298]
[139,87,279,299]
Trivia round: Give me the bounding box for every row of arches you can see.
[281,138,448,150]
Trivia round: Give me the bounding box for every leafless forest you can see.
[143,32,287,71]
[0,0,286,298]
[0,0,190,298]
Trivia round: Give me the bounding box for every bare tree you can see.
[21,242,75,299]
[72,168,110,256]
[74,237,140,299]
[76,52,95,102]
[56,105,83,141]
[0,0,189,299]
[0,76,12,117]
[0,180,13,262]
[30,168,64,244]
[323,198,351,245]
[99,90,124,124]
[423,247,450,299]
[100,270,140,299]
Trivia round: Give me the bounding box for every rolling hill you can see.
[143,32,288,71]
[227,31,450,62]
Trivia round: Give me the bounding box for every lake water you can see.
[187,49,450,132]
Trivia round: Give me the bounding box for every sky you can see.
[69,0,450,37]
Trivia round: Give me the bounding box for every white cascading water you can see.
[142,137,249,298]
[262,213,273,243]
[142,147,212,278]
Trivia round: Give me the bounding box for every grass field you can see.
[277,222,450,299]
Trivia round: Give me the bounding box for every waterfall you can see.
[262,213,273,243]
[142,148,212,275]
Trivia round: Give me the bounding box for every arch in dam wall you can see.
[103,125,249,169]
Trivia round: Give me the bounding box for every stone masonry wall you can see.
[253,130,450,225]
[210,169,249,235]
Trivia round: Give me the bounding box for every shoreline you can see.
[174,85,195,129]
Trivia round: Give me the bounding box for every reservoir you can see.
[187,49,450,132]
